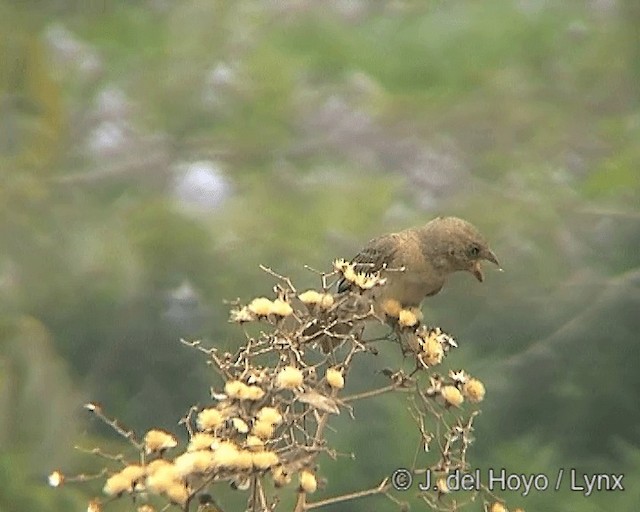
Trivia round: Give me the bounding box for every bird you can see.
[315,216,500,351]
[338,216,500,301]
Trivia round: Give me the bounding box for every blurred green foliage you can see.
[1,0,639,511]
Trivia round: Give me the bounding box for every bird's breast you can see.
[379,266,444,307]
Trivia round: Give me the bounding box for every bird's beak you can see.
[483,249,501,269]
[471,260,485,282]
[470,249,501,282]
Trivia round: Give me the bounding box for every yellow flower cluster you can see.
[229,296,294,323]
[96,395,291,506]
[224,380,266,400]
[425,370,486,408]
[298,290,334,310]
[333,259,386,290]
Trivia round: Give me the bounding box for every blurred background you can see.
[1,0,639,511]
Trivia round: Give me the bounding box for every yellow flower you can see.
[173,450,215,476]
[420,337,444,366]
[252,450,280,470]
[165,483,189,506]
[256,406,283,425]
[489,502,508,512]
[272,466,291,487]
[299,290,323,305]
[103,465,145,496]
[276,366,304,389]
[48,470,64,488]
[299,470,317,493]
[382,298,402,318]
[235,450,254,470]
[187,432,216,452]
[229,306,253,323]
[87,500,102,512]
[211,441,241,469]
[244,385,265,401]
[248,297,273,317]
[326,368,345,389]
[144,429,177,455]
[251,420,275,439]
[246,435,264,451]
[271,298,293,317]
[342,265,357,284]
[231,417,249,434]
[197,408,224,431]
[441,385,464,407]
[463,378,486,403]
[225,379,249,399]
[398,309,419,328]
[145,461,180,494]
[319,293,334,309]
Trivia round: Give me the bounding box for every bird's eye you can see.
[468,245,480,257]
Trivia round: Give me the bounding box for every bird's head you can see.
[427,216,501,282]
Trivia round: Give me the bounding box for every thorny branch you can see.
[48,263,511,512]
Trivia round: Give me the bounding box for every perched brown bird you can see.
[314,216,500,351]
[338,216,500,305]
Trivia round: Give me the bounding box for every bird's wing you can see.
[337,234,399,293]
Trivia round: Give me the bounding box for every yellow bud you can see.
[463,378,486,403]
[48,470,64,488]
[145,461,180,494]
[211,441,240,469]
[225,380,248,400]
[398,309,419,328]
[441,385,464,407]
[165,483,189,506]
[231,417,249,434]
[88,499,102,512]
[104,465,143,497]
[252,420,275,439]
[298,290,323,305]
[490,502,508,512]
[187,432,216,452]
[197,408,224,431]
[271,298,293,317]
[326,368,345,389]
[256,406,282,425]
[144,429,177,455]
[246,435,264,451]
[319,293,334,309]
[299,469,317,493]
[235,450,254,470]
[252,450,280,470]
[173,450,215,476]
[276,366,303,389]
[381,298,402,318]
[244,385,265,401]
[248,297,273,317]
